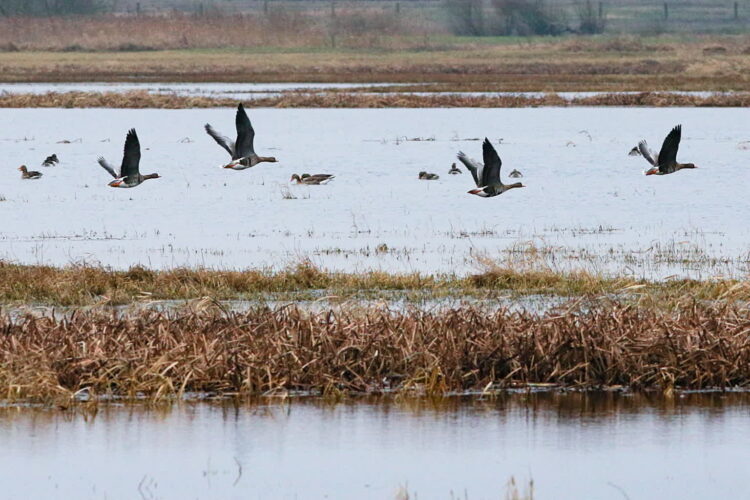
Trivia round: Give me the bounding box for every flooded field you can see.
[2,393,749,499]
[1,106,749,278]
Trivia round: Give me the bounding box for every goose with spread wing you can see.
[633,125,697,176]
[290,173,335,185]
[457,138,524,197]
[97,129,160,188]
[205,103,278,170]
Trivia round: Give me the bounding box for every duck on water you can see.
[205,103,277,170]
[290,174,335,185]
[457,138,525,198]
[97,129,160,188]
[18,166,42,179]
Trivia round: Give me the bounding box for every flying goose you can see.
[205,103,277,170]
[418,171,440,180]
[509,169,523,178]
[18,166,42,179]
[633,125,697,176]
[457,138,524,197]
[290,173,335,185]
[97,129,160,188]
[42,154,59,166]
[448,163,461,175]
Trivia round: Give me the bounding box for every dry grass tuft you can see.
[2,300,750,403]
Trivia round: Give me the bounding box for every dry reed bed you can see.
[4,261,750,307]
[2,302,750,402]
[2,90,750,109]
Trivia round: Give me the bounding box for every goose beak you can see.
[108,179,123,187]
[644,168,658,176]
[468,187,485,195]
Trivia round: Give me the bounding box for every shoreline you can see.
[2,90,750,108]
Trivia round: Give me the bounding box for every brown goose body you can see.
[635,125,697,176]
[418,171,440,180]
[457,138,524,198]
[290,173,334,185]
[97,129,160,188]
[205,103,278,170]
[18,166,42,179]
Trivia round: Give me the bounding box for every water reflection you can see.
[1,393,749,499]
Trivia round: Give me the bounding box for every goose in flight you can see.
[18,166,42,179]
[509,169,523,178]
[633,125,697,176]
[290,173,335,185]
[205,103,278,170]
[97,129,160,188]
[457,138,524,197]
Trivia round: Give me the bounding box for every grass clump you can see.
[3,260,750,308]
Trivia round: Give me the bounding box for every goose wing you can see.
[120,128,141,179]
[97,157,119,178]
[457,151,483,187]
[234,103,256,159]
[205,124,235,158]
[481,138,502,186]
[657,125,681,172]
[637,140,658,166]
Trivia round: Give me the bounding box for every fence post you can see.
[598,1,603,19]
[734,2,739,20]
[331,1,336,18]
[198,3,203,16]
[264,0,269,14]
[395,2,400,14]
[136,2,141,16]
[663,2,668,20]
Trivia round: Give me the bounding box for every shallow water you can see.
[1,393,749,499]
[0,82,738,100]
[1,107,749,278]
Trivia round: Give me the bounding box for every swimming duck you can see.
[457,138,524,198]
[18,166,42,179]
[97,129,160,188]
[509,169,523,178]
[42,154,59,166]
[419,171,439,180]
[205,103,278,170]
[633,125,697,176]
[290,173,335,185]
[448,163,461,175]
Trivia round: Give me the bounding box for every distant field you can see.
[1,34,750,91]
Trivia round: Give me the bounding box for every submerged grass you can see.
[2,261,750,308]
[3,300,750,403]
[2,90,750,109]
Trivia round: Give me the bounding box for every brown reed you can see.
[1,301,749,403]
[2,90,749,109]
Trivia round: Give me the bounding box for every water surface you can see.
[1,393,749,499]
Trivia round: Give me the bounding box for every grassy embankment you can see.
[2,260,750,307]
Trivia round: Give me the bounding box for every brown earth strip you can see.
[1,90,749,108]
